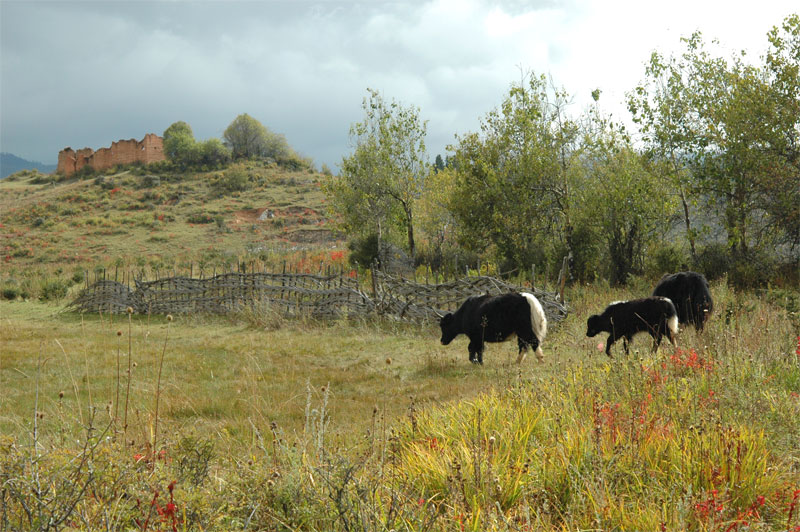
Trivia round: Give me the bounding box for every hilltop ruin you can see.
[57,133,165,176]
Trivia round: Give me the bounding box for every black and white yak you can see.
[439,292,547,365]
[586,297,678,357]
[652,271,713,331]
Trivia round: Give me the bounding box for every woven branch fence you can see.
[67,269,568,324]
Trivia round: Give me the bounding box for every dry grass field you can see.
[2,166,799,530]
[2,279,799,531]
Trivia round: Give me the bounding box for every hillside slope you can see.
[0,162,343,277]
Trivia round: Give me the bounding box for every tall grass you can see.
[1,281,798,530]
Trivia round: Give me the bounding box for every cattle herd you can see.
[439,271,713,364]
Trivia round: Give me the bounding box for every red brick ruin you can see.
[57,133,165,176]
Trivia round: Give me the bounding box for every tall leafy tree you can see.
[630,15,800,262]
[163,121,198,169]
[223,114,270,159]
[579,120,677,284]
[325,89,428,259]
[448,73,581,272]
[760,14,800,254]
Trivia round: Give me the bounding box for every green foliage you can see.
[1,284,20,300]
[198,138,231,168]
[694,243,732,281]
[629,15,800,262]
[730,247,779,288]
[565,223,601,282]
[447,73,580,273]
[163,121,199,169]
[187,212,215,224]
[645,242,688,279]
[347,233,380,268]
[139,174,161,188]
[163,121,231,170]
[579,118,678,285]
[38,278,69,301]
[211,165,250,194]
[325,89,428,259]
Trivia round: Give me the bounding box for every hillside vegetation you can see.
[0,162,345,301]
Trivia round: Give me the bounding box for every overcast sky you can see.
[1,1,797,170]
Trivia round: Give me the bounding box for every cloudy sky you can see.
[1,0,796,170]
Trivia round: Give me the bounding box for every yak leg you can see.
[516,338,528,363]
[605,334,615,357]
[652,332,662,353]
[468,339,484,365]
[517,328,543,363]
[622,336,632,355]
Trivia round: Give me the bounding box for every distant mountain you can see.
[1,153,57,179]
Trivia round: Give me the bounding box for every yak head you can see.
[585,315,605,338]
[439,313,457,345]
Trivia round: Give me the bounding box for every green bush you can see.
[347,233,380,268]
[39,278,69,302]
[730,248,778,288]
[187,213,215,224]
[566,224,602,283]
[211,166,250,194]
[140,174,161,188]
[694,243,732,281]
[71,270,85,285]
[645,242,688,279]
[1,285,20,300]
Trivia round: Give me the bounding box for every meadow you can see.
[2,279,799,531]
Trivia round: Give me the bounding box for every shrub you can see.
[39,278,69,302]
[187,213,215,224]
[347,234,380,268]
[645,242,688,279]
[694,243,732,281]
[1,285,20,300]
[71,270,85,285]
[730,248,779,288]
[140,174,161,188]
[211,166,250,194]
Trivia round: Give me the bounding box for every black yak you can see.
[439,292,547,365]
[652,271,713,331]
[586,297,678,357]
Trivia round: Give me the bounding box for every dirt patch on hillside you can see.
[233,206,323,224]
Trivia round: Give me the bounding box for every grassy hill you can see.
[0,162,345,299]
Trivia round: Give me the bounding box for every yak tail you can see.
[667,314,679,346]
[522,293,547,360]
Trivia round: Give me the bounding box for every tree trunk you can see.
[679,185,697,263]
[404,205,415,260]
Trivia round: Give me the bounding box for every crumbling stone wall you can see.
[57,133,165,176]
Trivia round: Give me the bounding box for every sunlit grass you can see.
[1,280,798,530]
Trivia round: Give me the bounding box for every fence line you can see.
[67,269,568,324]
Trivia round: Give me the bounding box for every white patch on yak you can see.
[520,292,547,362]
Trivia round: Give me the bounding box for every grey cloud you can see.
[3,1,793,171]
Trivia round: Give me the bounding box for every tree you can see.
[163,121,199,169]
[760,14,800,255]
[433,154,445,173]
[325,89,428,259]
[223,114,270,159]
[199,138,231,168]
[629,15,800,265]
[579,123,677,284]
[447,73,581,273]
